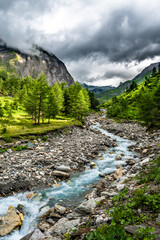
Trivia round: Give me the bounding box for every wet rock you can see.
[54,205,67,215]
[0,206,23,236]
[115,155,122,160]
[90,162,96,168]
[52,171,70,178]
[114,166,123,180]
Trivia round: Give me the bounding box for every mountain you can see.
[133,62,160,81]
[95,62,160,102]
[82,83,115,94]
[0,41,74,86]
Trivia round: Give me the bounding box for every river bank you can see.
[0,115,160,239]
[0,122,115,197]
[20,116,160,240]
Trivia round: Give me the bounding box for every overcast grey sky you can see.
[0,0,160,86]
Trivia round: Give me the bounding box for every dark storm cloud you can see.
[0,0,160,85]
[50,7,160,63]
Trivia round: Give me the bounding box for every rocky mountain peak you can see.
[0,42,74,86]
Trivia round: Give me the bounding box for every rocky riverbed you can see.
[0,115,160,239]
[0,123,115,197]
[20,116,160,240]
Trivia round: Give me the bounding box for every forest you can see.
[104,65,160,128]
[0,67,99,136]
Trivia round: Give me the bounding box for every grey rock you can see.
[55,165,71,173]
[54,205,67,214]
[101,191,118,197]
[52,171,70,178]
[48,218,80,236]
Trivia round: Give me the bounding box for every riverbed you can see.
[0,119,140,240]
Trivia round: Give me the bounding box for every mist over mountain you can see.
[0,41,74,86]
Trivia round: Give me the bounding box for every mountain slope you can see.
[96,62,159,102]
[0,42,74,86]
[82,83,115,94]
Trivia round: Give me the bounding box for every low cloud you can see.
[0,0,160,85]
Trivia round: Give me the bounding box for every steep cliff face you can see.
[0,43,74,86]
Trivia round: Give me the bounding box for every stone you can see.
[3,143,14,148]
[0,206,23,236]
[38,221,51,232]
[156,214,160,224]
[26,192,36,200]
[125,225,145,234]
[48,217,80,236]
[142,149,148,154]
[54,204,67,214]
[90,162,96,168]
[55,165,71,172]
[7,149,12,154]
[52,170,70,178]
[140,158,150,166]
[101,191,118,197]
[115,155,122,160]
[114,166,123,180]
[96,215,109,224]
[117,184,125,191]
[76,197,105,214]
[29,229,45,240]
[49,212,61,219]
[126,159,135,165]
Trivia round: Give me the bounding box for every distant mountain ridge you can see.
[0,41,74,86]
[133,62,160,80]
[81,83,115,94]
[95,61,160,102]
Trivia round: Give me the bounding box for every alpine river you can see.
[0,120,138,240]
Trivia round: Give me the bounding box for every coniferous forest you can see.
[0,66,99,136]
[104,64,160,128]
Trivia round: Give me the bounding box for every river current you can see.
[0,120,138,240]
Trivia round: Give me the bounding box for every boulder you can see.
[117,184,125,191]
[48,217,80,236]
[90,162,96,168]
[29,229,45,240]
[0,206,23,236]
[55,165,71,173]
[75,197,105,214]
[101,191,118,197]
[54,204,67,215]
[115,155,122,160]
[114,166,123,180]
[52,171,70,178]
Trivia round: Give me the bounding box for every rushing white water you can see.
[0,120,138,240]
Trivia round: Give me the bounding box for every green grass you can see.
[0,98,82,138]
[96,72,151,103]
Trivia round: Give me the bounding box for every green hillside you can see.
[104,66,160,128]
[96,72,151,103]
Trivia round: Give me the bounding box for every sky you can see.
[0,0,160,86]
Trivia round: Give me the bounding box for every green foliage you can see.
[106,68,160,128]
[15,145,28,151]
[134,227,156,240]
[4,136,13,143]
[137,157,160,184]
[41,136,48,142]
[83,225,132,240]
